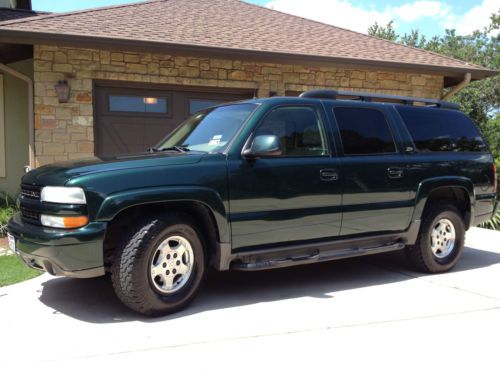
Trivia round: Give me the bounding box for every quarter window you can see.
[397,106,487,152]
[334,107,396,155]
[255,107,329,156]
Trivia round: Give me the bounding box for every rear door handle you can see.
[387,167,404,179]
[320,169,338,181]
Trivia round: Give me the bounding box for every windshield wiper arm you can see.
[147,146,190,153]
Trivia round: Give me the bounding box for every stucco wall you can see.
[0,58,32,197]
[33,45,444,166]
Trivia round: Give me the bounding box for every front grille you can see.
[20,207,41,225]
[21,184,42,200]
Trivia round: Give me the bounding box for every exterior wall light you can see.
[143,97,158,105]
[54,80,70,103]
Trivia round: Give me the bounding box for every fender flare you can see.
[412,176,475,227]
[95,186,230,242]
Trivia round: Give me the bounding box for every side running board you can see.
[231,241,405,271]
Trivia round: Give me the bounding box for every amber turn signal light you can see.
[40,214,89,229]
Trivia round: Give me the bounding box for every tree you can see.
[400,30,427,48]
[368,14,500,198]
[367,20,398,41]
[367,12,499,129]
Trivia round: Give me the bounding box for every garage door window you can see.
[109,95,168,114]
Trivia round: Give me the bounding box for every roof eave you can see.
[0,29,496,84]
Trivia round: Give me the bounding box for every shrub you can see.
[0,193,16,237]
[479,209,500,231]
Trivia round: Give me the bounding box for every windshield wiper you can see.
[147,146,190,153]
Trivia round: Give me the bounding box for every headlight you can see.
[40,186,86,204]
[41,214,88,229]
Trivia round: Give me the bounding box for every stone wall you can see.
[33,44,444,165]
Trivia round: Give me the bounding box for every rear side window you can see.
[397,107,487,152]
[334,107,396,155]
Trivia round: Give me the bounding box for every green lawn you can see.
[0,255,43,287]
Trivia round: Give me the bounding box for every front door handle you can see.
[387,167,404,179]
[320,169,338,181]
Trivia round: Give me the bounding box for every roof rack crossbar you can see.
[299,89,459,110]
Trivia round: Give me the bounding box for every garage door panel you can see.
[98,119,168,156]
[98,121,141,156]
[145,124,171,146]
[107,121,144,154]
[95,83,252,157]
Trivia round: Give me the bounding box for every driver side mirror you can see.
[242,134,282,159]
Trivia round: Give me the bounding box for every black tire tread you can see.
[111,218,158,314]
[111,212,204,316]
[406,203,465,273]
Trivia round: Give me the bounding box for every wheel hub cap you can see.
[430,218,456,259]
[150,235,194,294]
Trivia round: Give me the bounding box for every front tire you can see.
[111,213,206,316]
[405,204,465,273]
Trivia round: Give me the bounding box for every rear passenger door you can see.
[327,103,413,235]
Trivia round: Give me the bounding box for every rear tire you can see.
[111,213,206,316]
[405,204,465,273]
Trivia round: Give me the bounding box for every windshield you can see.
[157,103,257,153]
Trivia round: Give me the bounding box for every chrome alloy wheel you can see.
[430,218,456,259]
[150,236,195,294]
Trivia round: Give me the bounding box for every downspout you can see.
[442,72,472,100]
[0,63,34,170]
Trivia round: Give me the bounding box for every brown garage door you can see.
[94,82,254,157]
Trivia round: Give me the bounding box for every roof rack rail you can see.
[299,90,459,110]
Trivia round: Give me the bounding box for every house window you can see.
[0,74,5,178]
[109,95,168,113]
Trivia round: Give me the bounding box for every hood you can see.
[22,152,204,186]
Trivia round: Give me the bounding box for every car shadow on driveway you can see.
[38,245,500,324]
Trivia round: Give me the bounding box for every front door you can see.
[228,104,342,251]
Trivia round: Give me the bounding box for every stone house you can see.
[0,0,496,196]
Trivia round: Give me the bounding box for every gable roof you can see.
[0,0,495,83]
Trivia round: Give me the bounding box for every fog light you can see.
[40,215,88,229]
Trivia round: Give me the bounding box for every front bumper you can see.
[7,213,107,278]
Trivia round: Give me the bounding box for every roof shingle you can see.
[0,0,494,77]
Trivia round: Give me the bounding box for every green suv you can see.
[7,90,498,316]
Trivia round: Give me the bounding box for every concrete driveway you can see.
[1,227,499,374]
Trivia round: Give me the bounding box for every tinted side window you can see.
[334,107,396,155]
[397,107,487,152]
[255,107,328,156]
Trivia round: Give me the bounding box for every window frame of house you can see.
[107,94,172,117]
[0,74,5,178]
